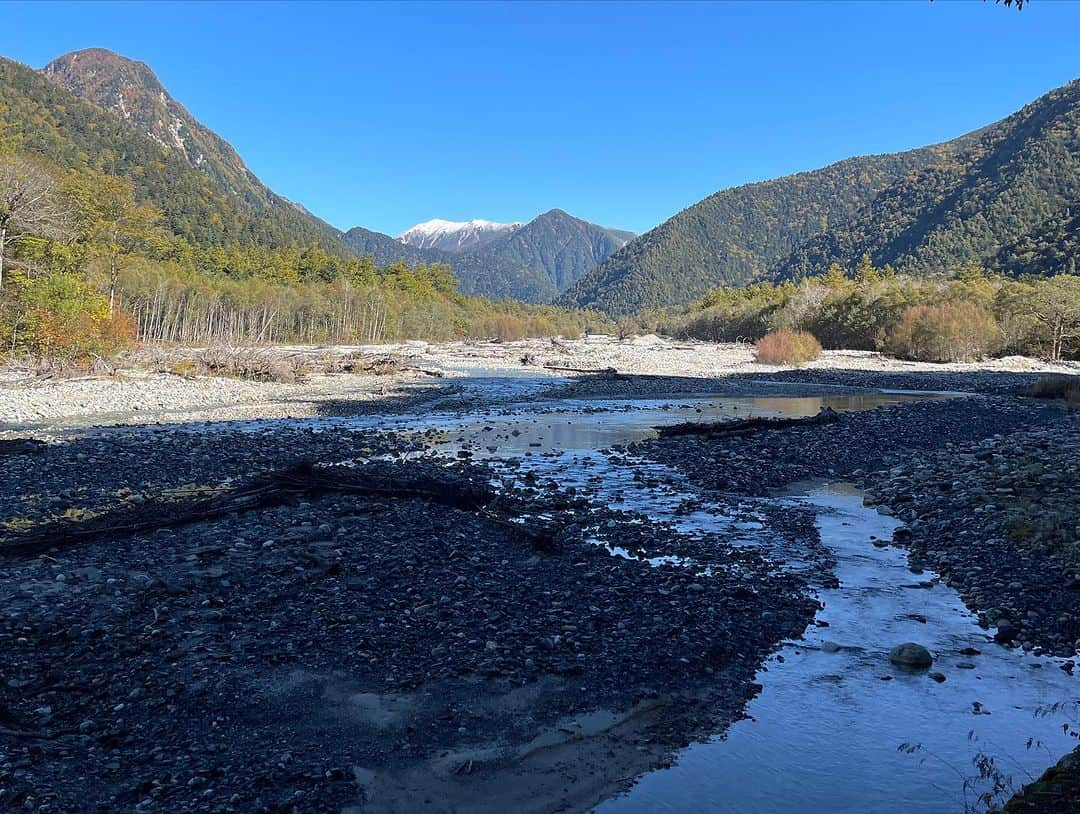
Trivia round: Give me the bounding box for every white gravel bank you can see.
[1,335,1075,430]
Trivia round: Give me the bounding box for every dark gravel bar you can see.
[0,425,817,813]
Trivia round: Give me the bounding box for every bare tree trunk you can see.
[0,226,6,292]
[108,255,118,318]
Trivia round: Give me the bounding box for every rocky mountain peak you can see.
[41,48,256,182]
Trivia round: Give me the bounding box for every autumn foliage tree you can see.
[68,172,166,316]
[16,272,131,359]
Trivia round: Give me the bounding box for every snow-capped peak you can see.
[399,218,522,253]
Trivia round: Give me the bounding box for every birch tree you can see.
[0,156,73,291]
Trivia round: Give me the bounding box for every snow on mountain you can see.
[399,218,522,252]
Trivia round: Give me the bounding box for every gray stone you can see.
[889,642,933,669]
[994,619,1019,644]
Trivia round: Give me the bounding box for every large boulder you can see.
[889,642,933,669]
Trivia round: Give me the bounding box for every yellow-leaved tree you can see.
[68,172,167,316]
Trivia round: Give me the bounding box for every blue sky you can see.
[5,1,1080,236]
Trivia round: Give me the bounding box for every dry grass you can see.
[756,330,822,366]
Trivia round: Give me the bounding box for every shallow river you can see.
[399,380,1079,813]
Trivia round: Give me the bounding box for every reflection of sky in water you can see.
[598,486,1079,814]
[422,392,943,454]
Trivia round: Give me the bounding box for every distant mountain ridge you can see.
[9,48,631,303]
[399,219,522,252]
[342,225,558,302]
[560,143,972,314]
[346,209,635,302]
[36,47,1076,318]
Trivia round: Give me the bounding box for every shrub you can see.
[616,316,638,340]
[14,274,135,361]
[169,358,200,378]
[885,301,1000,362]
[755,330,822,366]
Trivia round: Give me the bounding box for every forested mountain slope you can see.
[773,79,1080,281]
[341,226,558,302]
[44,49,281,208]
[566,78,1080,316]
[480,209,634,292]
[560,142,969,314]
[994,207,1080,277]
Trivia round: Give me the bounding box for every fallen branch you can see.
[404,366,445,378]
[0,461,557,557]
[655,407,841,438]
[337,355,444,378]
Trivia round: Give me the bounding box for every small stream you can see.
[596,485,1078,814]
[400,380,1078,813]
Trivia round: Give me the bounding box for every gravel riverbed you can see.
[0,425,819,813]
[2,336,1075,432]
[1,343,1078,813]
[865,418,1080,658]
[636,393,1080,656]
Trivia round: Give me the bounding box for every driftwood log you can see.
[655,406,841,438]
[542,364,624,378]
[0,461,556,557]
